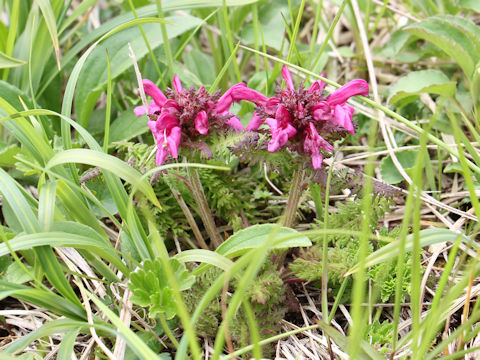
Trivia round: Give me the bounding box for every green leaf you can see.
[109,108,148,144]
[0,51,26,69]
[345,228,472,276]
[4,261,33,284]
[380,151,418,185]
[175,249,233,273]
[0,142,21,166]
[457,0,480,12]
[129,258,195,319]
[388,70,456,105]
[75,15,202,127]
[216,224,312,258]
[404,15,480,78]
[46,149,161,209]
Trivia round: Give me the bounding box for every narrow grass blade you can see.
[0,281,86,320]
[57,327,81,360]
[36,0,61,69]
[86,290,160,359]
[0,51,26,69]
[345,228,470,276]
[38,180,56,231]
[46,149,161,209]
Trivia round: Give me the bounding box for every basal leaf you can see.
[380,150,418,185]
[388,70,456,105]
[458,0,480,13]
[404,16,480,78]
[216,224,312,258]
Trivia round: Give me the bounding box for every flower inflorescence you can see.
[133,66,369,169]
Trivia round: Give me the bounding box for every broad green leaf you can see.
[175,249,233,274]
[86,291,161,359]
[109,109,148,144]
[0,142,21,166]
[0,51,26,69]
[388,70,456,105]
[380,150,418,185]
[216,224,312,258]
[36,0,61,69]
[75,15,202,127]
[345,228,472,276]
[46,149,161,209]
[4,261,33,284]
[405,16,480,78]
[458,0,480,13]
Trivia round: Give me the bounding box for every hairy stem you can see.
[282,168,306,228]
[187,168,223,248]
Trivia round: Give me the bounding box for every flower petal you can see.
[172,75,183,94]
[231,86,268,105]
[157,113,180,130]
[194,110,209,135]
[155,146,168,166]
[226,115,244,131]
[308,77,326,93]
[161,99,180,116]
[167,126,182,158]
[327,79,369,106]
[216,83,245,113]
[311,153,323,169]
[275,105,291,125]
[281,65,295,91]
[134,105,147,117]
[246,112,264,131]
[265,97,280,115]
[334,104,355,135]
[142,79,167,106]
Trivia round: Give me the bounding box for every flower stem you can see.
[282,168,306,228]
[187,168,223,248]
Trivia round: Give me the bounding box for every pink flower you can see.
[250,65,368,169]
[134,76,269,165]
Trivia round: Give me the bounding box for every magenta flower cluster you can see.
[134,66,369,169]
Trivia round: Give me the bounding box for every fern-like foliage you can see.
[290,196,414,303]
[183,261,286,357]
